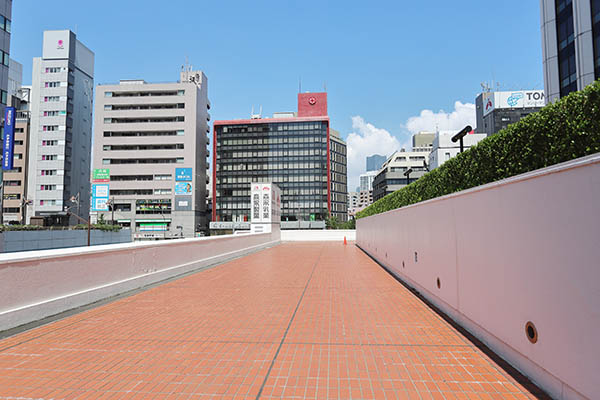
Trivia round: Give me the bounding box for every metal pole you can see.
[87,219,90,246]
[459,137,464,153]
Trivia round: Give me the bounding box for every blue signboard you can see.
[175,182,193,195]
[2,107,16,170]
[175,167,192,181]
[91,184,110,211]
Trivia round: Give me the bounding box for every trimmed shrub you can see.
[357,80,600,219]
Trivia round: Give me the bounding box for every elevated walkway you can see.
[0,243,547,399]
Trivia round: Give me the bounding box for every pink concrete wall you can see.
[357,154,600,400]
[0,230,280,331]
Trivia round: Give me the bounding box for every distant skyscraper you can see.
[366,154,386,172]
[540,0,600,102]
[27,30,94,225]
[359,170,377,192]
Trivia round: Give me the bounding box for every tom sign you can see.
[482,90,545,117]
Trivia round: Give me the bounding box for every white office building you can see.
[359,170,377,192]
[26,30,94,224]
[428,131,487,170]
[540,0,600,102]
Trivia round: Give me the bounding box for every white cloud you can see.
[346,116,401,191]
[344,102,476,193]
[404,101,476,134]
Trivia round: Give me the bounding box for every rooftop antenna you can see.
[323,81,327,92]
[299,77,302,93]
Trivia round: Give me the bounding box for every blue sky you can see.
[10,1,543,188]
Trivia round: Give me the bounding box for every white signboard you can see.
[250,183,281,233]
[482,90,545,117]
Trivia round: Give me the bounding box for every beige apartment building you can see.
[91,69,210,239]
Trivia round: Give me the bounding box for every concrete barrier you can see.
[0,229,132,253]
[357,153,600,400]
[281,229,355,241]
[0,229,280,332]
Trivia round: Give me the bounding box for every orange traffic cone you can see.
[344,236,347,245]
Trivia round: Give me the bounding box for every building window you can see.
[556,0,577,96]
[45,67,61,74]
[0,15,11,33]
[0,90,6,105]
[592,0,600,79]
[45,81,61,88]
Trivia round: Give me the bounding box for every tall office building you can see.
[366,154,386,172]
[0,0,11,116]
[475,90,545,136]
[92,70,210,239]
[541,0,600,102]
[26,30,94,225]
[213,92,348,223]
[359,170,377,192]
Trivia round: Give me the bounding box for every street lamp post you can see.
[451,125,473,154]
[64,206,91,246]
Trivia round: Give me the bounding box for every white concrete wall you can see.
[281,229,355,241]
[0,230,280,332]
[357,153,600,400]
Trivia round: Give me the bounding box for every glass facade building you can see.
[213,92,347,223]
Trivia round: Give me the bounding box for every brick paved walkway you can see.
[0,243,547,399]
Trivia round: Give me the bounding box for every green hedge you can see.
[357,80,600,219]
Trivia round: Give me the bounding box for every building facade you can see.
[347,190,372,217]
[26,30,94,225]
[372,151,428,201]
[92,70,210,239]
[0,0,11,116]
[213,92,348,223]
[359,170,377,192]
[2,70,31,224]
[475,90,545,136]
[428,131,487,170]
[541,0,600,102]
[366,154,386,172]
[412,131,435,153]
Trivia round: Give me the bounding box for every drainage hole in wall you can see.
[402,261,405,268]
[525,321,538,343]
[385,252,387,258]
[414,252,418,262]
[436,278,441,289]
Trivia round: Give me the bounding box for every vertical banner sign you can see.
[2,107,16,171]
[251,184,262,223]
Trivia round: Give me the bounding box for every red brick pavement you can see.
[0,243,548,399]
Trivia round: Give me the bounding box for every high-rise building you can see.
[359,170,377,192]
[91,69,210,239]
[366,154,386,172]
[0,0,11,116]
[26,30,94,225]
[428,131,487,170]
[372,150,429,201]
[540,0,600,102]
[475,90,545,136]
[213,92,348,223]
